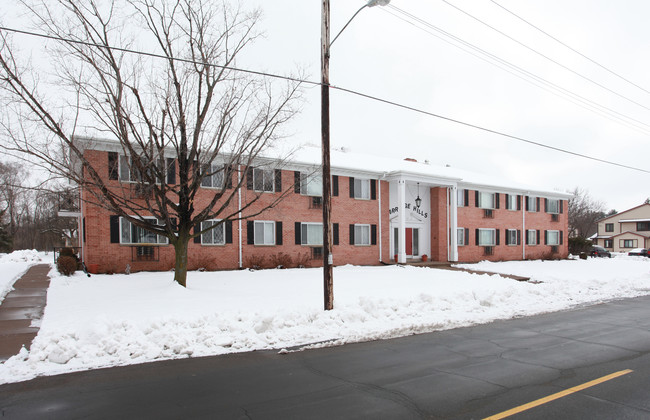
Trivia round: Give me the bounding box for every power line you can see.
[442,0,650,113]
[384,5,650,135]
[489,0,650,97]
[0,25,648,174]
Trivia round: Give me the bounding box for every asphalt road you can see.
[3,295,650,419]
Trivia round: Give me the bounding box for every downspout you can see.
[238,165,243,269]
[79,187,85,263]
[378,177,382,262]
[522,192,527,260]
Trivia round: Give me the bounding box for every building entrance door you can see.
[406,228,413,256]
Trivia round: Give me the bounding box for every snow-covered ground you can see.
[1,253,650,384]
[0,250,48,304]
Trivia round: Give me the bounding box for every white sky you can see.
[240,0,650,212]
[3,0,650,211]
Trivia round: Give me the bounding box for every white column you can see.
[449,185,459,262]
[398,179,407,264]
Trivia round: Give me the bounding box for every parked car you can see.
[628,248,649,257]
[590,246,612,258]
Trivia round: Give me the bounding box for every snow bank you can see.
[1,257,650,384]
[0,250,47,304]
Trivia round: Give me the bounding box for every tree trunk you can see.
[173,233,190,288]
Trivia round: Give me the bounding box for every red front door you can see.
[406,228,413,255]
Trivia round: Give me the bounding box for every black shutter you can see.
[536,197,540,211]
[464,189,469,207]
[194,223,201,244]
[475,229,479,245]
[544,198,548,213]
[247,221,254,245]
[333,223,339,245]
[560,230,563,245]
[108,152,119,180]
[225,165,233,189]
[505,230,510,245]
[166,158,176,184]
[275,221,282,245]
[475,190,479,207]
[294,171,301,193]
[496,229,500,246]
[544,230,548,245]
[560,200,564,214]
[371,224,377,245]
[110,215,120,243]
[170,217,178,230]
[505,194,510,210]
[295,222,301,245]
[246,167,254,190]
[333,175,339,197]
[370,179,377,200]
[517,195,521,211]
[465,228,469,246]
[349,224,355,245]
[517,230,521,245]
[349,177,355,198]
[226,221,233,244]
[525,196,529,211]
[537,230,541,245]
[495,193,500,209]
[275,169,282,192]
[83,217,86,243]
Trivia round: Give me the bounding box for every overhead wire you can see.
[0,25,648,174]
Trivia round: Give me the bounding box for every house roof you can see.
[608,231,650,239]
[597,203,650,223]
[619,218,650,223]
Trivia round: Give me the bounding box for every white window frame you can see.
[506,195,517,211]
[527,229,537,246]
[478,228,496,246]
[253,168,274,193]
[301,222,323,246]
[301,173,322,197]
[546,198,560,214]
[354,224,371,246]
[478,192,495,209]
[506,229,517,246]
[119,155,161,184]
[457,227,465,246]
[527,196,538,212]
[201,163,225,189]
[354,178,370,200]
[254,221,275,246]
[200,220,225,245]
[120,216,168,245]
[547,230,560,246]
[457,189,465,207]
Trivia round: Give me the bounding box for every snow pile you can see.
[1,258,650,384]
[0,250,47,304]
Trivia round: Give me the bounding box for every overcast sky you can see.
[239,0,650,212]
[3,0,650,212]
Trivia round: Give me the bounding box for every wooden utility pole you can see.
[321,0,334,310]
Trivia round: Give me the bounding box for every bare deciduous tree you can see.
[0,0,301,286]
[568,187,606,239]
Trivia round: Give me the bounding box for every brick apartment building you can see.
[72,137,570,273]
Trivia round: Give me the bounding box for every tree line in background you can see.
[0,161,77,252]
[567,186,617,254]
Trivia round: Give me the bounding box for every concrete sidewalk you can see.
[0,264,51,362]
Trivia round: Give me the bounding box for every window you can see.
[526,229,537,246]
[506,229,518,246]
[477,229,496,246]
[457,227,465,246]
[354,224,371,246]
[254,221,275,245]
[354,178,370,200]
[604,239,613,248]
[506,194,518,211]
[301,223,323,246]
[547,230,560,246]
[300,173,322,197]
[120,217,168,245]
[546,199,560,214]
[637,222,650,231]
[478,192,495,209]
[605,223,614,232]
[457,188,465,207]
[253,168,274,192]
[621,239,637,248]
[201,220,225,245]
[119,155,160,183]
[201,163,225,189]
[527,196,537,212]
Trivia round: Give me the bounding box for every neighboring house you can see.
[72,137,570,273]
[593,203,650,252]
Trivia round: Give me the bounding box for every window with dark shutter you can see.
[349,177,355,198]
[333,223,339,245]
[275,169,282,193]
[349,224,355,245]
[464,189,469,207]
[332,175,339,196]
[247,221,254,245]
[495,229,500,246]
[505,194,510,210]
[371,224,377,245]
[294,171,301,193]
[465,228,469,246]
[475,190,479,207]
[226,221,233,244]
[517,230,521,245]
[295,222,301,245]
[246,167,254,190]
[370,180,377,200]
[193,224,201,244]
[110,215,120,243]
[166,158,176,184]
[495,193,500,209]
[517,195,521,210]
[275,221,283,245]
[108,152,119,180]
